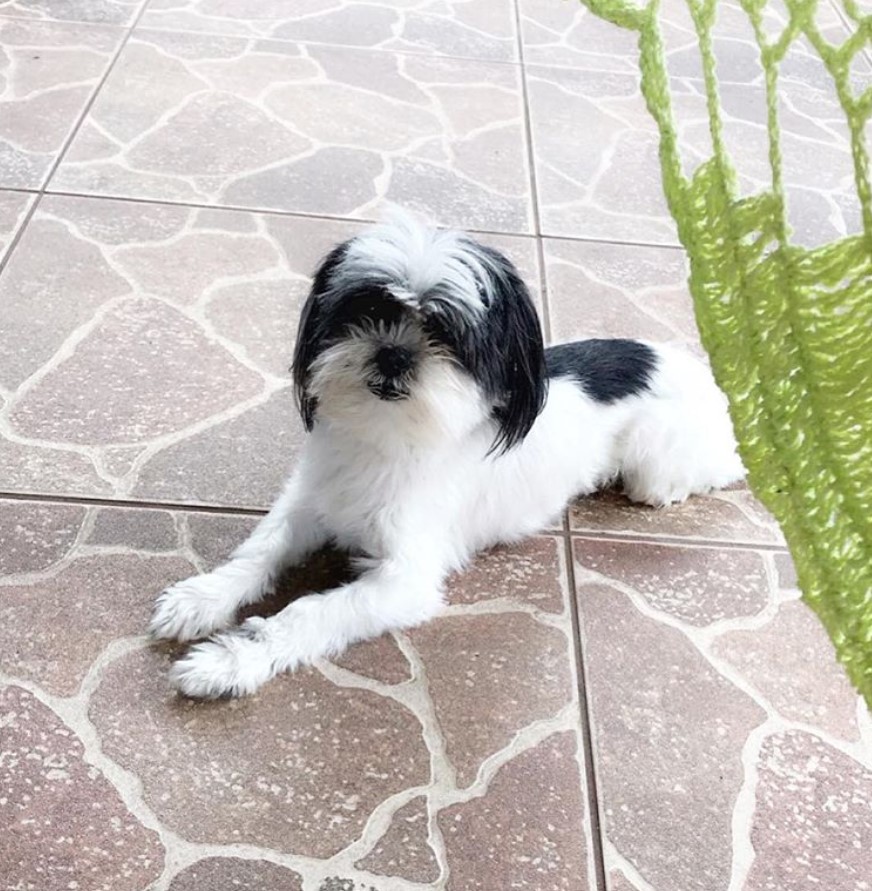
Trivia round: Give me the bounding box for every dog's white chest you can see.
[309,438,436,557]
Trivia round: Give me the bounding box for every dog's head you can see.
[292,210,546,452]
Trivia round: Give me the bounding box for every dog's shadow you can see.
[238,546,357,623]
[152,547,360,710]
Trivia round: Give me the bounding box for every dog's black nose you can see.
[374,345,413,378]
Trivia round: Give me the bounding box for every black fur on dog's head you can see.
[292,211,546,453]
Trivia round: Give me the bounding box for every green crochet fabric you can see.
[577,0,872,705]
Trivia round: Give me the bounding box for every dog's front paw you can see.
[149,574,237,642]
[169,619,273,699]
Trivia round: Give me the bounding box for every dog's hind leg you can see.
[149,470,328,642]
[619,376,745,507]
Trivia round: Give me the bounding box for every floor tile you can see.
[0,19,124,188]
[742,730,872,889]
[0,190,34,261]
[49,32,532,231]
[574,539,872,891]
[437,731,591,890]
[570,483,785,544]
[525,3,866,245]
[576,536,772,626]
[167,859,303,891]
[656,0,865,90]
[1,497,594,889]
[0,500,194,695]
[670,76,866,248]
[0,0,142,24]
[354,795,439,882]
[521,0,862,84]
[712,597,865,740]
[0,195,539,507]
[544,237,695,346]
[0,685,165,891]
[519,0,640,72]
[137,0,518,63]
[410,610,573,787]
[526,65,675,243]
[93,648,432,858]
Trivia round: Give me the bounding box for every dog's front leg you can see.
[149,468,328,642]
[168,554,445,699]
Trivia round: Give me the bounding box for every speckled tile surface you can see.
[1,0,870,889]
[0,18,125,189]
[0,500,593,889]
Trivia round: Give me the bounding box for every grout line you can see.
[509,0,558,343]
[0,193,41,278]
[37,187,531,237]
[570,528,787,552]
[0,11,140,30]
[0,490,269,517]
[31,191,686,252]
[536,235,553,341]
[0,3,148,280]
[562,531,608,891]
[542,230,683,251]
[0,186,39,197]
[0,488,787,551]
[512,0,542,239]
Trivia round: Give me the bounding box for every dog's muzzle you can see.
[368,345,413,401]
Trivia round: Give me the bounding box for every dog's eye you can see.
[422,313,455,347]
[340,289,405,328]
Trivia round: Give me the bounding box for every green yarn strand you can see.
[580,0,872,705]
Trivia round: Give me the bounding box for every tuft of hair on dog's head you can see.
[292,208,547,453]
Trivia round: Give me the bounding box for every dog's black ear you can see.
[476,246,547,454]
[292,241,350,430]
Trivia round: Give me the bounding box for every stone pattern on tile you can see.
[0,0,141,25]
[746,730,872,889]
[544,236,697,346]
[0,499,590,888]
[91,647,432,857]
[438,731,590,890]
[353,795,439,883]
[524,0,867,244]
[712,598,864,742]
[138,0,518,63]
[0,19,124,189]
[575,526,872,890]
[0,685,164,891]
[519,0,640,72]
[0,191,34,262]
[576,537,770,626]
[168,857,304,891]
[2,1,870,889]
[51,32,532,231]
[0,196,539,507]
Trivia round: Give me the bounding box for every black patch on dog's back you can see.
[545,339,657,403]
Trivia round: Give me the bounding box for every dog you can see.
[150,210,744,698]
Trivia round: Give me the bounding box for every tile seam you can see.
[571,529,787,552]
[562,530,609,890]
[40,1,151,191]
[0,489,789,552]
[32,188,690,249]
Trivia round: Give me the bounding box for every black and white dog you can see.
[150,210,744,698]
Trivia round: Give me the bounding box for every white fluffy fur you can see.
[151,215,744,699]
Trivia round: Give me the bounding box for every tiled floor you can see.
[1,1,871,890]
